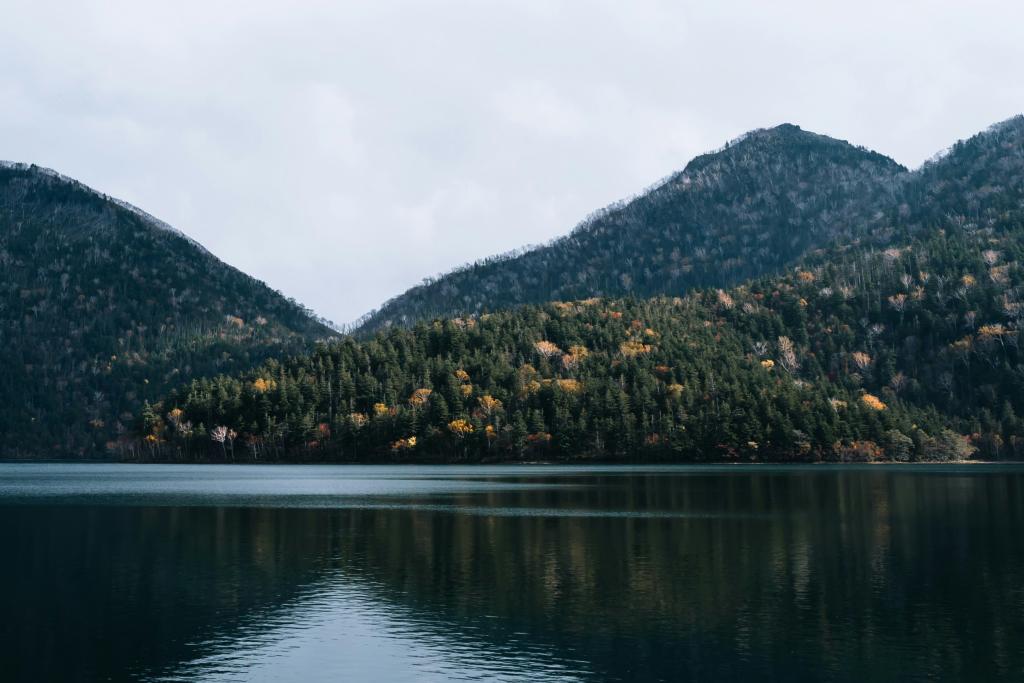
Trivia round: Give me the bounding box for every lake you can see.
[1,463,1022,681]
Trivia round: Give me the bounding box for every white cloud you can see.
[1,0,1022,325]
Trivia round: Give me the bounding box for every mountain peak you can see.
[681,124,904,180]
[0,163,334,456]
[356,122,906,334]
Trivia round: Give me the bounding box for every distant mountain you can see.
[355,124,907,333]
[0,162,334,457]
[146,116,1024,463]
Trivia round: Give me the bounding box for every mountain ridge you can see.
[135,114,1024,463]
[0,162,335,456]
[353,123,909,334]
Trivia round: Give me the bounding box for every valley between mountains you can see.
[3,117,1024,462]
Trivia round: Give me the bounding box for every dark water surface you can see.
[1,464,1023,682]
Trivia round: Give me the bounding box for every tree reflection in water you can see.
[1,466,1022,682]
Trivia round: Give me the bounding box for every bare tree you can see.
[211,425,228,458]
[778,336,799,374]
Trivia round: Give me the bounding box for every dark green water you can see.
[1,464,1023,682]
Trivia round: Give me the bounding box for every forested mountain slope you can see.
[0,163,334,457]
[139,116,1024,463]
[355,124,907,333]
[906,115,1024,222]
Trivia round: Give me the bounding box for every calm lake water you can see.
[1,464,1023,682]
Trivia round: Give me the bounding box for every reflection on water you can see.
[1,465,1023,681]
[169,577,595,682]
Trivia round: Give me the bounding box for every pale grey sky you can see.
[2,0,1022,325]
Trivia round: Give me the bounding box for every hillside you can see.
[0,162,335,457]
[137,116,1024,463]
[355,125,907,333]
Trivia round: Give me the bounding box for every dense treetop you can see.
[140,220,1024,462]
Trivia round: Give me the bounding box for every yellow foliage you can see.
[978,324,1008,337]
[620,340,653,357]
[860,394,887,411]
[373,402,390,417]
[961,274,976,287]
[797,270,816,282]
[760,359,774,369]
[667,383,684,398]
[391,436,417,450]
[448,419,474,436]
[460,384,473,397]
[454,369,471,382]
[349,412,368,428]
[409,388,433,406]
[479,395,503,414]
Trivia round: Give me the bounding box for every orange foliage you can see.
[860,394,887,411]
[555,379,582,393]
[252,377,277,393]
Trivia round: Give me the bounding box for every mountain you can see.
[139,116,1024,463]
[0,162,335,457]
[355,124,906,333]
[906,115,1024,222]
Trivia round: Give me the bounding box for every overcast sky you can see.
[2,1,1022,325]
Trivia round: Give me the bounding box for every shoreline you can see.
[1,458,1021,466]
